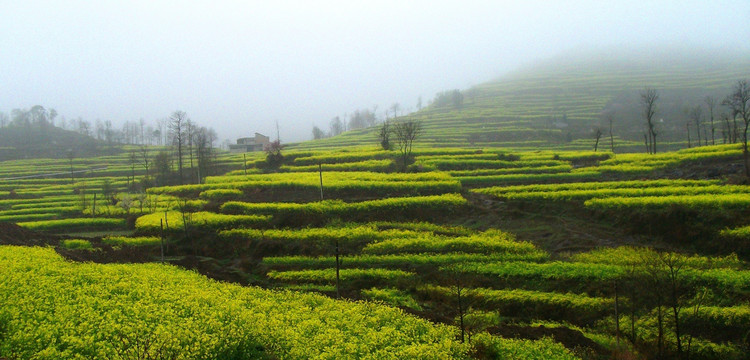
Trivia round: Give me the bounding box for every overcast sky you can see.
[1,1,749,143]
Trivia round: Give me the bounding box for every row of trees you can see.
[637,80,750,176]
[156,110,218,186]
[77,110,219,189]
[0,106,211,147]
[311,89,465,141]
[313,108,384,140]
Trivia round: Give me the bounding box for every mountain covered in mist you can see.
[295,48,750,151]
[0,124,100,160]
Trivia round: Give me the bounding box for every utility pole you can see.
[276,120,280,142]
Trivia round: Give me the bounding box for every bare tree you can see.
[641,88,659,154]
[169,110,187,184]
[312,125,326,140]
[660,252,686,357]
[329,116,344,136]
[139,146,151,179]
[390,103,401,118]
[392,120,422,172]
[689,106,703,147]
[193,126,214,183]
[606,111,615,152]
[686,121,692,148]
[186,119,195,183]
[593,127,603,152]
[641,251,667,358]
[104,120,113,145]
[67,149,75,184]
[0,111,8,128]
[720,112,731,144]
[95,119,105,140]
[725,80,750,177]
[128,151,138,190]
[705,96,716,145]
[48,108,57,127]
[139,118,146,145]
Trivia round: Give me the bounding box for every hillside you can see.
[2,143,750,359]
[0,124,102,160]
[2,49,750,359]
[294,48,750,151]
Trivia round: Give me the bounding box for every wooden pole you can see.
[615,280,620,352]
[318,163,324,201]
[92,193,96,216]
[335,238,340,299]
[160,219,165,263]
[164,211,170,253]
[243,153,247,175]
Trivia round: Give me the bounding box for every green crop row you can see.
[18,217,127,232]
[262,253,549,270]
[207,171,453,184]
[421,159,565,171]
[471,333,579,360]
[446,164,573,177]
[152,172,459,198]
[449,261,750,294]
[102,235,161,247]
[60,239,93,250]
[584,194,750,212]
[361,229,539,255]
[292,150,393,165]
[420,285,614,322]
[570,247,746,270]
[135,211,270,233]
[719,225,750,241]
[0,213,59,223]
[458,171,601,187]
[281,159,392,172]
[687,305,750,333]
[479,185,750,202]
[267,268,417,285]
[361,287,423,311]
[219,225,420,253]
[221,194,468,223]
[0,246,468,359]
[475,179,720,196]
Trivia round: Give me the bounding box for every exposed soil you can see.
[461,192,654,256]
[0,222,60,246]
[55,240,155,264]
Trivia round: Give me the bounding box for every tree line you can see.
[147,110,218,187]
[311,89,463,141]
[0,106,213,147]
[627,80,750,177]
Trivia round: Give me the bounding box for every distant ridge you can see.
[295,47,750,152]
[0,125,101,160]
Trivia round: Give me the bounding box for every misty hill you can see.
[296,48,750,151]
[0,125,101,160]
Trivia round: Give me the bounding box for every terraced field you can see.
[291,53,750,151]
[2,140,749,359]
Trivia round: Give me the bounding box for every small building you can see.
[229,133,270,153]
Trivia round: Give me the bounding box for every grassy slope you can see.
[292,49,750,151]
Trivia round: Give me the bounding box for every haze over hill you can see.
[297,47,750,151]
[1,1,748,144]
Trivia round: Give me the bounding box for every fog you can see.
[1,1,748,143]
